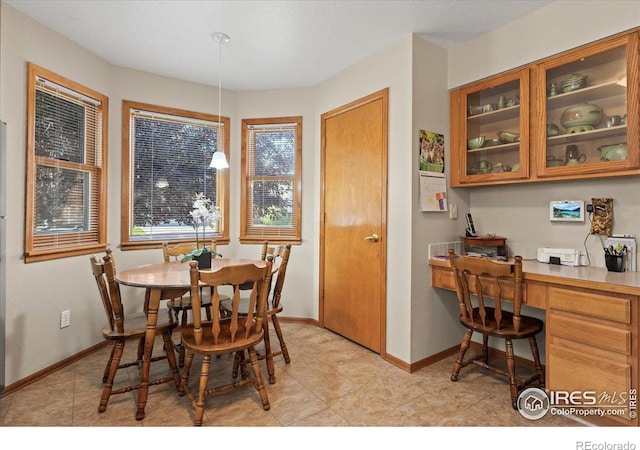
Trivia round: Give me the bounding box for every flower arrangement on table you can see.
[181,192,222,264]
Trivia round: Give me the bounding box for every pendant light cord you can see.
[217,38,222,151]
[210,32,230,169]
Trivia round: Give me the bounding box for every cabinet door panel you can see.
[535,33,640,177]
[548,342,634,424]
[451,68,530,186]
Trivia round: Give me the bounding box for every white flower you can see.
[189,193,220,246]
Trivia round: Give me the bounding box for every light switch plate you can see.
[449,203,458,220]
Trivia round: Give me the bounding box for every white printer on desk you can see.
[537,248,583,266]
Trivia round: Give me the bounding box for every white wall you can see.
[449,1,640,266]
[410,35,466,363]
[448,1,640,90]
[0,3,321,385]
[314,35,415,361]
[0,2,427,384]
[1,4,114,385]
[4,0,639,385]
[234,88,318,319]
[447,1,640,359]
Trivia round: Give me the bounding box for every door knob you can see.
[364,233,379,242]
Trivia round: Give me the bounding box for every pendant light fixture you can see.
[209,32,230,169]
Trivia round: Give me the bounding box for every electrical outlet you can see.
[60,310,71,329]
[449,203,458,220]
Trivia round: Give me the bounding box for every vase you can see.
[194,250,211,269]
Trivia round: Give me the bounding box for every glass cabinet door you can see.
[456,68,529,184]
[536,33,639,176]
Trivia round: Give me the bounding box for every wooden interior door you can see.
[320,89,388,354]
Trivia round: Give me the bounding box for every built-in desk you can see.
[430,257,639,427]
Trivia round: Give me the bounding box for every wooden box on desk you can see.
[460,235,508,258]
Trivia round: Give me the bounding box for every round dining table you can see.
[115,258,267,420]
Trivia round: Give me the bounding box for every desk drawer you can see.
[548,286,631,324]
[549,312,631,355]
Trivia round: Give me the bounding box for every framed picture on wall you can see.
[549,200,585,222]
[418,130,444,173]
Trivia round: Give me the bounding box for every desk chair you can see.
[178,258,274,426]
[89,247,180,416]
[223,242,292,384]
[448,249,545,409]
[161,240,223,366]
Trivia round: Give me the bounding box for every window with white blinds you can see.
[240,117,302,243]
[121,101,229,249]
[25,63,108,263]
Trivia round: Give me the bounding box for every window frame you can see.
[240,116,302,244]
[25,63,109,263]
[120,100,230,250]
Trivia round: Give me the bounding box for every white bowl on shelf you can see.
[497,131,520,143]
[467,136,485,149]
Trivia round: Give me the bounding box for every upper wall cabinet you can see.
[450,30,640,187]
[534,33,639,178]
[450,68,530,186]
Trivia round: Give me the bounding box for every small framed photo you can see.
[550,200,585,222]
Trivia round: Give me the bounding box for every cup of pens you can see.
[604,244,627,272]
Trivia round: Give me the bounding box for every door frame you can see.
[319,88,388,356]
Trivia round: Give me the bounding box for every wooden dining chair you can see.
[161,240,224,366]
[89,247,181,416]
[178,257,274,426]
[448,249,545,409]
[224,243,292,384]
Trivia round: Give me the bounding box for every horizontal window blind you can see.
[127,107,225,243]
[30,74,104,253]
[242,118,301,240]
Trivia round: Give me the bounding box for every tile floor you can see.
[1,322,581,429]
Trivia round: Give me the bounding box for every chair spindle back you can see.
[188,257,273,346]
[270,244,291,310]
[90,248,126,334]
[163,240,219,262]
[448,249,523,332]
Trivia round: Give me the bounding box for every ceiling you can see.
[6,0,554,91]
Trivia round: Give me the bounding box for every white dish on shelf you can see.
[497,130,520,143]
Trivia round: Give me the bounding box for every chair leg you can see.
[451,328,473,381]
[99,341,124,412]
[271,314,290,364]
[247,346,270,411]
[205,305,212,321]
[174,310,188,368]
[481,333,489,364]
[179,351,195,396]
[161,330,181,389]
[529,336,545,388]
[193,355,211,426]
[505,338,518,409]
[136,336,145,366]
[231,350,249,379]
[102,344,116,383]
[262,318,276,384]
[232,351,243,378]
